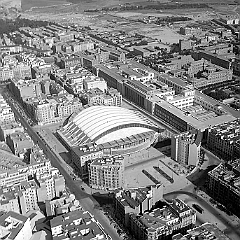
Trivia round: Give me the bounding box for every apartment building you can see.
[24,95,82,125]
[0,210,32,240]
[0,160,52,187]
[0,187,21,214]
[9,79,42,101]
[46,193,80,217]
[69,40,94,53]
[50,209,108,240]
[13,63,32,80]
[114,186,163,226]
[92,60,155,94]
[207,119,240,161]
[70,145,104,179]
[6,131,34,158]
[171,131,202,166]
[89,155,124,190]
[173,223,230,239]
[36,168,66,202]
[85,88,122,107]
[170,58,233,88]
[180,26,202,35]
[0,67,14,82]
[60,56,82,69]
[129,198,196,240]
[0,96,15,124]
[206,159,240,217]
[83,76,107,92]
[32,64,52,78]
[17,180,39,215]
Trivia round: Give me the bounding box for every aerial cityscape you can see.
[0,0,240,240]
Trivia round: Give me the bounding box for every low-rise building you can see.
[0,95,15,124]
[0,210,32,240]
[6,131,34,158]
[46,193,80,217]
[50,209,108,240]
[129,198,196,240]
[89,155,124,190]
[0,159,51,187]
[114,186,163,226]
[83,76,107,92]
[173,222,230,239]
[207,119,240,161]
[0,121,24,142]
[0,187,21,214]
[206,159,240,218]
[24,95,82,126]
[84,88,122,107]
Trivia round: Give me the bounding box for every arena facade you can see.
[57,106,161,178]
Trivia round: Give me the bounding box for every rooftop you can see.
[50,209,107,240]
[0,210,28,240]
[173,222,230,240]
[209,159,240,195]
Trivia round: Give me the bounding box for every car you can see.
[192,204,204,214]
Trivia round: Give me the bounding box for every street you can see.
[3,90,122,240]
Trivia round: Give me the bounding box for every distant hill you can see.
[0,0,21,9]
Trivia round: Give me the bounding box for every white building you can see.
[83,76,107,92]
[0,211,32,240]
[171,131,202,166]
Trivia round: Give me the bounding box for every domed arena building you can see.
[58,106,160,156]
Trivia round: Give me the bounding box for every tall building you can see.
[0,210,32,240]
[129,198,196,240]
[206,159,240,217]
[171,131,202,166]
[36,169,65,202]
[17,180,39,215]
[114,186,163,226]
[89,155,124,190]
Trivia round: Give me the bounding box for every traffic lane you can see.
[6,97,121,240]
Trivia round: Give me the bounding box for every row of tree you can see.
[0,17,50,34]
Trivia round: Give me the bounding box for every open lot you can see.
[124,147,191,193]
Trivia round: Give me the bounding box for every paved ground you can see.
[124,147,191,193]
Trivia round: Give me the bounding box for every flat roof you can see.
[195,90,240,118]
[155,99,236,130]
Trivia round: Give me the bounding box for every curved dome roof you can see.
[61,106,158,145]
